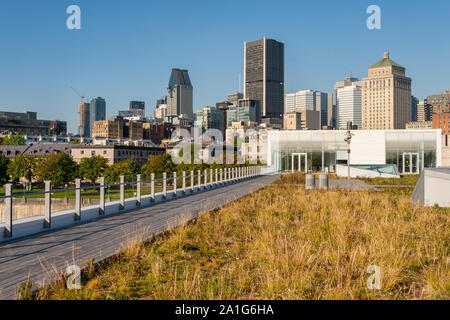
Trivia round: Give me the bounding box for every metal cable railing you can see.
[1,166,263,239]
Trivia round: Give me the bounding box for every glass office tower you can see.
[89,97,106,135]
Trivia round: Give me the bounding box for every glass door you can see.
[292,153,307,173]
[402,153,419,174]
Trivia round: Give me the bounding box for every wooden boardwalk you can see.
[0,174,279,300]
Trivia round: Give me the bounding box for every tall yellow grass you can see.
[34,173,449,300]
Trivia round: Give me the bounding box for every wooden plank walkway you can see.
[0,174,279,300]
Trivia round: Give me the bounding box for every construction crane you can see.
[70,86,85,104]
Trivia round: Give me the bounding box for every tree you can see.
[142,154,176,177]
[128,157,141,176]
[0,154,10,184]
[2,134,26,146]
[78,155,109,184]
[35,153,77,186]
[104,161,131,184]
[7,154,36,183]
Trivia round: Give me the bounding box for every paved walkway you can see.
[0,174,279,300]
[329,179,376,191]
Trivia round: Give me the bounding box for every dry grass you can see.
[33,174,449,300]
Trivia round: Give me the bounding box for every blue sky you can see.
[0,0,449,133]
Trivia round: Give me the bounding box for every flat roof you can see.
[70,144,165,150]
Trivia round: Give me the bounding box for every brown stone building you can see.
[70,145,165,165]
[92,117,144,140]
[283,110,320,130]
[91,119,123,139]
[433,113,450,135]
[362,52,412,129]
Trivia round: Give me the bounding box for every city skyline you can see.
[0,1,449,133]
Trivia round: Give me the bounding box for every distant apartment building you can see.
[411,96,419,122]
[334,76,361,129]
[285,90,315,112]
[295,110,320,130]
[0,144,72,159]
[89,97,106,135]
[156,96,167,108]
[428,91,450,144]
[226,102,258,127]
[0,111,67,136]
[433,113,450,135]
[285,90,330,127]
[70,145,165,166]
[227,92,243,105]
[216,101,233,111]
[166,68,193,120]
[283,112,302,130]
[124,121,143,140]
[417,100,433,122]
[406,121,433,130]
[164,114,193,127]
[142,123,171,145]
[225,121,258,144]
[427,90,450,114]
[195,106,226,135]
[91,119,124,139]
[155,104,167,120]
[244,37,284,119]
[259,117,283,129]
[337,85,362,129]
[78,103,90,137]
[119,101,145,118]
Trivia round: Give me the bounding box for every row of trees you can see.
[1,134,26,146]
[0,152,256,187]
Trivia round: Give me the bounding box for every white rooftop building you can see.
[266,129,442,175]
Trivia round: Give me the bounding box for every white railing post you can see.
[99,177,105,215]
[163,172,167,198]
[75,178,81,221]
[119,175,125,210]
[197,170,201,189]
[210,169,213,186]
[4,183,12,238]
[204,169,208,188]
[190,170,194,192]
[151,173,155,202]
[220,168,223,184]
[136,174,141,206]
[215,169,218,185]
[182,171,186,194]
[44,180,51,228]
[173,172,177,197]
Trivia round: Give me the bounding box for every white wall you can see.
[336,164,399,178]
[349,130,386,165]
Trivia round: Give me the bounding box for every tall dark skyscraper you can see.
[166,68,193,120]
[244,37,285,119]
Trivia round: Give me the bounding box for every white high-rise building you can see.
[285,90,316,112]
[285,90,331,127]
[337,85,362,129]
